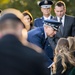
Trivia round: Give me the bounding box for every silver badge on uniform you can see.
[44,0,48,4]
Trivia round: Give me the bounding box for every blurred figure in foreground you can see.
[23,10,33,30]
[52,38,75,75]
[1,8,43,53]
[0,8,49,75]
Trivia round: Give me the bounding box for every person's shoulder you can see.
[34,17,42,21]
[28,27,39,33]
[28,27,43,33]
[65,14,75,19]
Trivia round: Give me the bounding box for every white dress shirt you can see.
[43,15,52,20]
[57,15,65,27]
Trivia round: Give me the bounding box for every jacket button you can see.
[48,44,50,46]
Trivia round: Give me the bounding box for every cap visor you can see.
[41,5,51,8]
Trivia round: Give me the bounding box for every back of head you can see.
[1,8,30,31]
[0,8,28,39]
[54,38,75,74]
[57,38,69,47]
[0,13,24,30]
[55,1,66,8]
[67,37,75,51]
[55,38,69,54]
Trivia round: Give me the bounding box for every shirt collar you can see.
[43,15,52,20]
[57,15,65,22]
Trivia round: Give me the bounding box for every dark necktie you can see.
[47,37,56,50]
[60,18,63,35]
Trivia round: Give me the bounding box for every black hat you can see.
[44,19,62,31]
[38,0,53,8]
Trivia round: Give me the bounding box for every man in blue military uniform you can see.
[28,19,61,61]
[34,0,53,27]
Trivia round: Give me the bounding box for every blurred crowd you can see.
[0,0,75,75]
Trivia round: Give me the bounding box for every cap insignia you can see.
[44,0,48,4]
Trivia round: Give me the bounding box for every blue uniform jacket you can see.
[27,27,54,61]
[34,16,53,27]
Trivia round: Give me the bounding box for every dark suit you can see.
[0,34,48,75]
[27,27,54,65]
[34,16,53,27]
[53,56,74,75]
[54,15,75,42]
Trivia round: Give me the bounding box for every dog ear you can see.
[67,37,74,50]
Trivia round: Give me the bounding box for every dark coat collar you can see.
[0,34,22,45]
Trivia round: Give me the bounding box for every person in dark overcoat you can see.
[0,8,49,75]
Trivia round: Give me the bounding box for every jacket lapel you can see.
[54,15,69,37]
[53,17,63,37]
[53,16,57,20]
[41,17,44,26]
[63,15,68,37]
[50,15,54,19]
